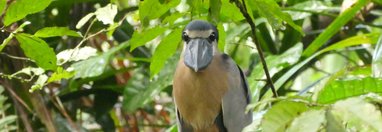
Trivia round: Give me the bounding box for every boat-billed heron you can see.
[173,20,252,132]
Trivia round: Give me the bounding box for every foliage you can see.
[0,0,382,131]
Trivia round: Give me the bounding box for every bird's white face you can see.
[182,29,218,72]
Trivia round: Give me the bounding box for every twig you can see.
[0,52,33,62]
[232,0,278,97]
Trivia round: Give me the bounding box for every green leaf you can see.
[317,77,382,104]
[34,27,82,38]
[150,28,182,77]
[47,67,75,83]
[302,0,368,57]
[15,33,57,71]
[0,0,6,15]
[3,0,52,26]
[76,13,95,29]
[71,54,110,79]
[217,23,226,52]
[372,33,382,77]
[209,0,221,22]
[95,4,118,25]
[332,97,382,130]
[286,110,326,132]
[139,0,180,26]
[261,101,309,132]
[129,27,166,51]
[247,0,303,34]
[220,0,244,22]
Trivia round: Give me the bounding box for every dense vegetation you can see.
[0,0,382,131]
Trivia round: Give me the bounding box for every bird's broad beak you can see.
[184,38,213,72]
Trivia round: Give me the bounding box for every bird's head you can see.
[182,20,218,72]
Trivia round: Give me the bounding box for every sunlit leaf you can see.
[150,28,182,77]
[56,46,98,65]
[95,4,118,25]
[302,0,368,57]
[247,0,303,34]
[34,27,82,38]
[286,110,326,132]
[15,33,57,71]
[76,13,95,29]
[3,0,52,26]
[332,97,382,130]
[261,101,309,132]
[71,54,111,79]
[129,27,166,51]
[317,77,382,104]
[47,67,75,83]
[372,34,382,77]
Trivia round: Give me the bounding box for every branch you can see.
[232,0,278,97]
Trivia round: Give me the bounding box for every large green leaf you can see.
[332,97,382,130]
[372,34,382,77]
[302,0,368,57]
[129,27,166,51]
[261,101,309,132]
[317,77,382,104]
[15,33,57,71]
[0,0,6,15]
[286,110,326,132]
[247,0,303,34]
[34,27,82,38]
[150,28,182,77]
[3,0,52,26]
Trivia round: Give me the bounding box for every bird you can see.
[173,20,252,132]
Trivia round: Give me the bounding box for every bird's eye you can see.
[209,32,216,41]
[182,32,190,42]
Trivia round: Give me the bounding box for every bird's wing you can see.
[221,55,252,132]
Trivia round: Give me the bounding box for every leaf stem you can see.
[233,0,278,97]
